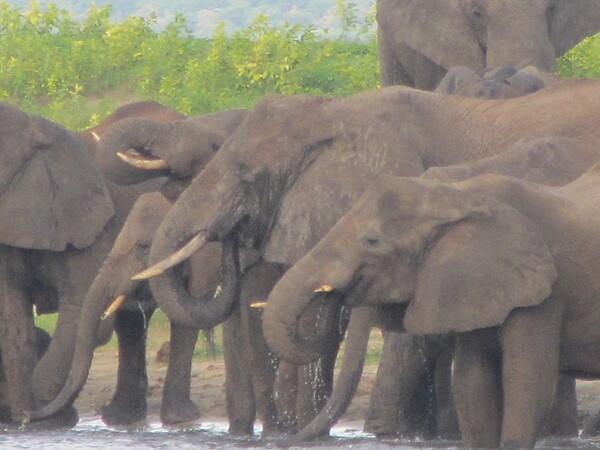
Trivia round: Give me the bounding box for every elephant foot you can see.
[160,398,200,425]
[228,419,254,436]
[101,397,147,426]
[582,410,600,437]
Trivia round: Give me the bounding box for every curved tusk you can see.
[250,301,267,309]
[132,233,207,280]
[101,294,126,320]
[117,150,169,170]
[91,131,101,142]
[314,284,334,293]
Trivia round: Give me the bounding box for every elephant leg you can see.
[499,298,561,449]
[160,322,201,424]
[539,375,578,438]
[239,263,283,436]
[0,251,35,423]
[101,307,154,425]
[364,332,435,438]
[223,300,256,435]
[452,330,502,449]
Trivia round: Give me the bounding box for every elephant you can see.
[15,100,185,427]
[0,101,114,424]
[127,79,600,439]
[376,0,600,89]
[261,165,600,448]
[95,107,344,435]
[31,107,308,434]
[360,65,567,439]
[289,135,597,442]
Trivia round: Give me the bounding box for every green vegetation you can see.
[557,33,600,79]
[0,1,378,129]
[1,1,598,130]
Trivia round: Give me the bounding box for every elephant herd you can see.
[1,1,600,449]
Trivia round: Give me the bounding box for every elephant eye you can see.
[366,237,379,246]
[135,241,151,250]
[360,234,382,249]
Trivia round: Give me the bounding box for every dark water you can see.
[1,417,600,449]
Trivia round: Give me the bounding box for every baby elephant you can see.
[262,167,600,449]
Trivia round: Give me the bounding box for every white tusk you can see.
[314,284,334,293]
[132,234,207,280]
[250,301,267,309]
[91,131,101,142]
[117,150,169,170]
[101,294,126,320]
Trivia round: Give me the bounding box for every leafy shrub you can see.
[0,1,378,128]
[0,1,597,131]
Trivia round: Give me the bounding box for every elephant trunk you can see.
[291,307,374,441]
[27,259,134,420]
[145,164,248,329]
[262,253,345,366]
[96,118,172,185]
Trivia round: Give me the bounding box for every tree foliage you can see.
[0,1,597,130]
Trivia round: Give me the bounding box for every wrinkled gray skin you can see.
[142,79,600,439]
[93,106,343,434]
[359,65,566,440]
[27,100,184,427]
[377,0,600,89]
[0,102,114,424]
[30,108,250,426]
[262,167,600,449]
[293,136,595,442]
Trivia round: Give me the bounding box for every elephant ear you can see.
[0,114,114,251]
[549,0,600,57]
[404,192,556,335]
[378,0,484,71]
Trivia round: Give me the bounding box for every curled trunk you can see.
[145,163,248,328]
[262,254,343,366]
[291,307,374,441]
[96,118,172,185]
[27,263,131,420]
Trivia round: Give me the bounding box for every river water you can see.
[2,417,600,450]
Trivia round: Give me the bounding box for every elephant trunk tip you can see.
[26,375,77,423]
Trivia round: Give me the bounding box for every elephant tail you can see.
[291,308,372,442]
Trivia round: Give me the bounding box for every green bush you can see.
[0,1,378,128]
[0,1,597,131]
[558,32,600,78]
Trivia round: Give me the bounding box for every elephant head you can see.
[96,109,248,194]
[133,92,427,328]
[77,100,186,155]
[262,175,556,365]
[377,0,600,88]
